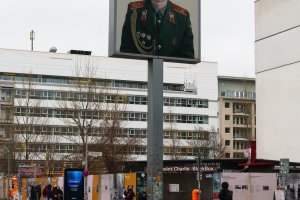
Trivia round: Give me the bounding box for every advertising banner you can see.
[64,169,84,200]
[221,172,277,200]
[109,0,201,63]
[136,172,147,198]
[274,190,285,200]
[19,165,42,178]
[100,174,114,200]
[0,178,3,199]
[116,173,125,200]
[212,173,221,199]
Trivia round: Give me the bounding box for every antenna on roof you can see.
[30,30,35,51]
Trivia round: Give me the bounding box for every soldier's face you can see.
[151,0,168,10]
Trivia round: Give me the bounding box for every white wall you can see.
[255,0,300,162]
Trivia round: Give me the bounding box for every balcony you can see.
[233,136,249,141]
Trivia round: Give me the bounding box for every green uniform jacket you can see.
[120,0,194,59]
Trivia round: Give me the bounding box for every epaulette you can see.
[130,1,145,10]
[173,3,189,16]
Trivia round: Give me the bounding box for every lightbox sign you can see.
[64,168,84,200]
[109,0,201,63]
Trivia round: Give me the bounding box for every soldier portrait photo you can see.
[120,0,195,59]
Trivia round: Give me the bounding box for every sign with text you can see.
[88,151,102,157]
[163,163,220,173]
[64,168,84,200]
[19,165,42,178]
[274,190,285,200]
[109,0,201,63]
[169,184,179,192]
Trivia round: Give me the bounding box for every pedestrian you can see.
[125,185,135,200]
[35,184,41,200]
[30,185,36,200]
[123,186,130,199]
[9,186,14,200]
[57,186,63,200]
[218,182,233,200]
[52,185,63,200]
[120,0,194,59]
[43,185,51,200]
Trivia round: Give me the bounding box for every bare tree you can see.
[91,97,140,174]
[164,105,182,160]
[188,126,225,159]
[56,59,140,173]
[14,73,48,161]
[55,61,103,164]
[40,133,66,177]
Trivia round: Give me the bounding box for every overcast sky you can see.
[0,0,255,77]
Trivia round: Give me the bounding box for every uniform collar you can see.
[151,0,168,16]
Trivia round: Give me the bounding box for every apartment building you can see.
[218,76,256,158]
[0,48,218,173]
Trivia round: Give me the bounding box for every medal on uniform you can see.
[141,10,147,22]
[169,12,175,24]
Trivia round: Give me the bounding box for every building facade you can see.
[255,0,300,162]
[0,48,218,174]
[218,76,256,158]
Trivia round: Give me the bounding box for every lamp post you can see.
[30,30,35,51]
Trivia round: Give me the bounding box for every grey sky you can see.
[0,0,255,77]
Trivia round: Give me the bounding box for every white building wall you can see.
[255,0,300,162]
[0,48,218,160]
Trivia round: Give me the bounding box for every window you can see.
[129,113,136,121]
[225,140,231,146]
[165,115,171,122]
[164,131,171,139]
[225,127,230,133]
[225,115,230,120]
[164,98,170,106]
[141,114,147,121]
[225,102,230,108]
[225,153,231,158]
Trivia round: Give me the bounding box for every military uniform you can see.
[120,0,194,59]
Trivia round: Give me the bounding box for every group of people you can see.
[120,183,231,200]
[42,184,63,200]
[27,184,63,200]
[27,184,41,200]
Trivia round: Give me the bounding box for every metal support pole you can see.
[147,58,164,200]
[7,145,10,200]
[85,124,89,172]
[5,138,11,200]
[84,124,90,200]
[197,152,202,200]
